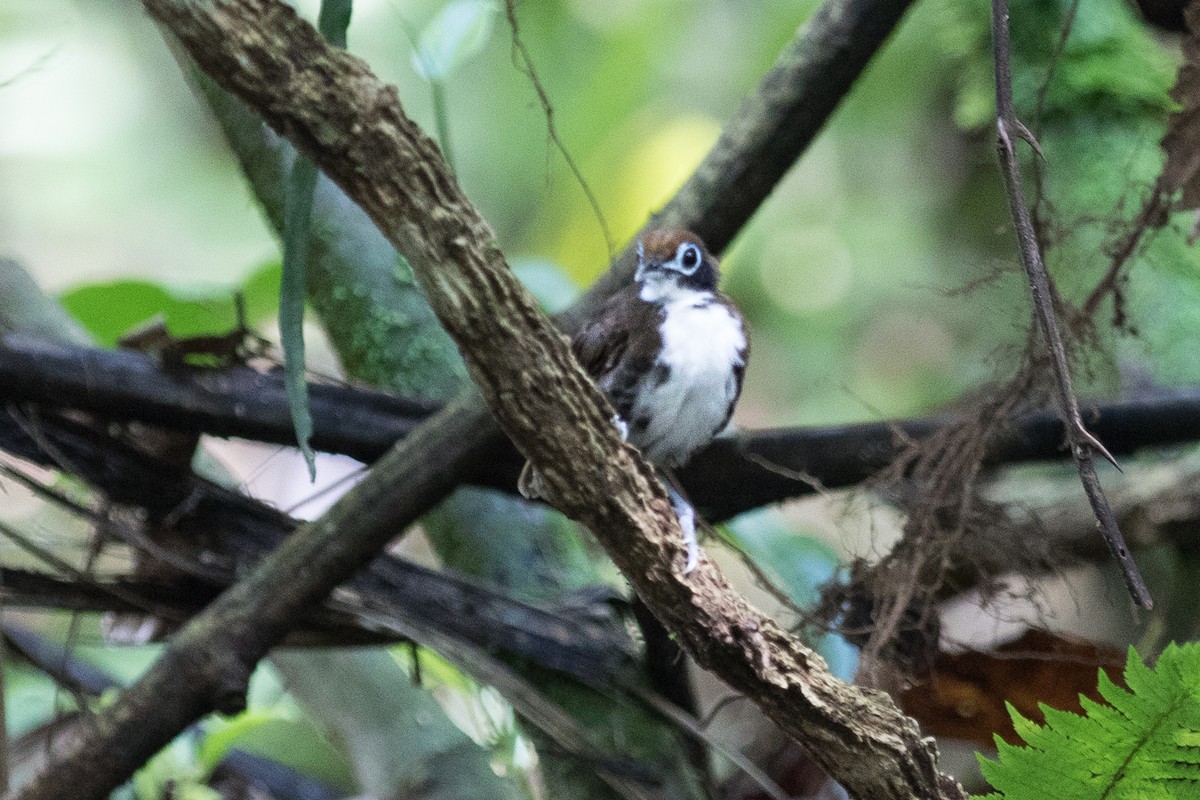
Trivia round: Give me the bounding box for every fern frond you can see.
[975,642,1200,800]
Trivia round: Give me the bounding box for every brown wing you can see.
[523,286,642,499]
[570,285,640,383]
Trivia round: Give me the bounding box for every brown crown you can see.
[639,228,713,263]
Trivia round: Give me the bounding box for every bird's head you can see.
[635,229,718,301]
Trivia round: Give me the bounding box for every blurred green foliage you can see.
[59,262,280,348]
[14,0,1194,427]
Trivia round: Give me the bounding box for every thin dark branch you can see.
[0,564,631,672]
[0,520,171,620]
[0,333,430,463]
[6,334,1200,522]
[3,622,120,697]
[991,0,1151,608]
[560,0,918,329]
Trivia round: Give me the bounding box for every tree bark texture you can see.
[117,3,960,799]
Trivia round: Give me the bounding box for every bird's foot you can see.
[667,484,699,574]
[613,414,629,441]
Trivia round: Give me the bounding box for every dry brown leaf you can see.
[898,629,1126,749]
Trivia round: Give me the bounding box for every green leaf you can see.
[976,643,1200,799]
[4,662,74,738]
[60,264,279,349]
[934,0,1174,130]
[281,155,319,481]
[238,261,283,325]
[133,737,221,800]
[318,0,352,48]
[411,0,498,81]
[60,281,230,348]
[198,710,359,793]
[272,648,526,800]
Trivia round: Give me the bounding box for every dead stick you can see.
[990,0,1152,609]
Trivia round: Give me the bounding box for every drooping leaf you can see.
[411,0,498,81]
[318,0,352,48]
[280,155,319,481]
[279,0,354,482]
[975,643,1200,799]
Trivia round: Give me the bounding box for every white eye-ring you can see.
[677,243,702,274]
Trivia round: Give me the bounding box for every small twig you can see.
[1030,0,1080,139]
[631,688,791,800]
[1028,0,1080,229]
[991,0,1152,609]
[0,461,230,585]
[0,520,172,619]
[503,0,614,263]
[1081,185,1168,318]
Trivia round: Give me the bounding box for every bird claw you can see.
[679,504,699,574]
[613,414,629,441]
[667,483,700,574]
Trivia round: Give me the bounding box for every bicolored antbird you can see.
[520,228,748,573]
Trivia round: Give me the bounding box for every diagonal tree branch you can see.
[6,2,960,799]
[139,4,957,798]
[564,0,918,328]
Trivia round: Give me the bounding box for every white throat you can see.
[638,273,693,304]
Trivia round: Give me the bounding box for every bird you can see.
[519,228,749,573]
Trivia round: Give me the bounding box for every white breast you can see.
[629,288,746,467]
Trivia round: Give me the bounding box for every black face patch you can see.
[680,261,717,291]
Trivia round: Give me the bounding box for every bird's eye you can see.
[680,245,700,271]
